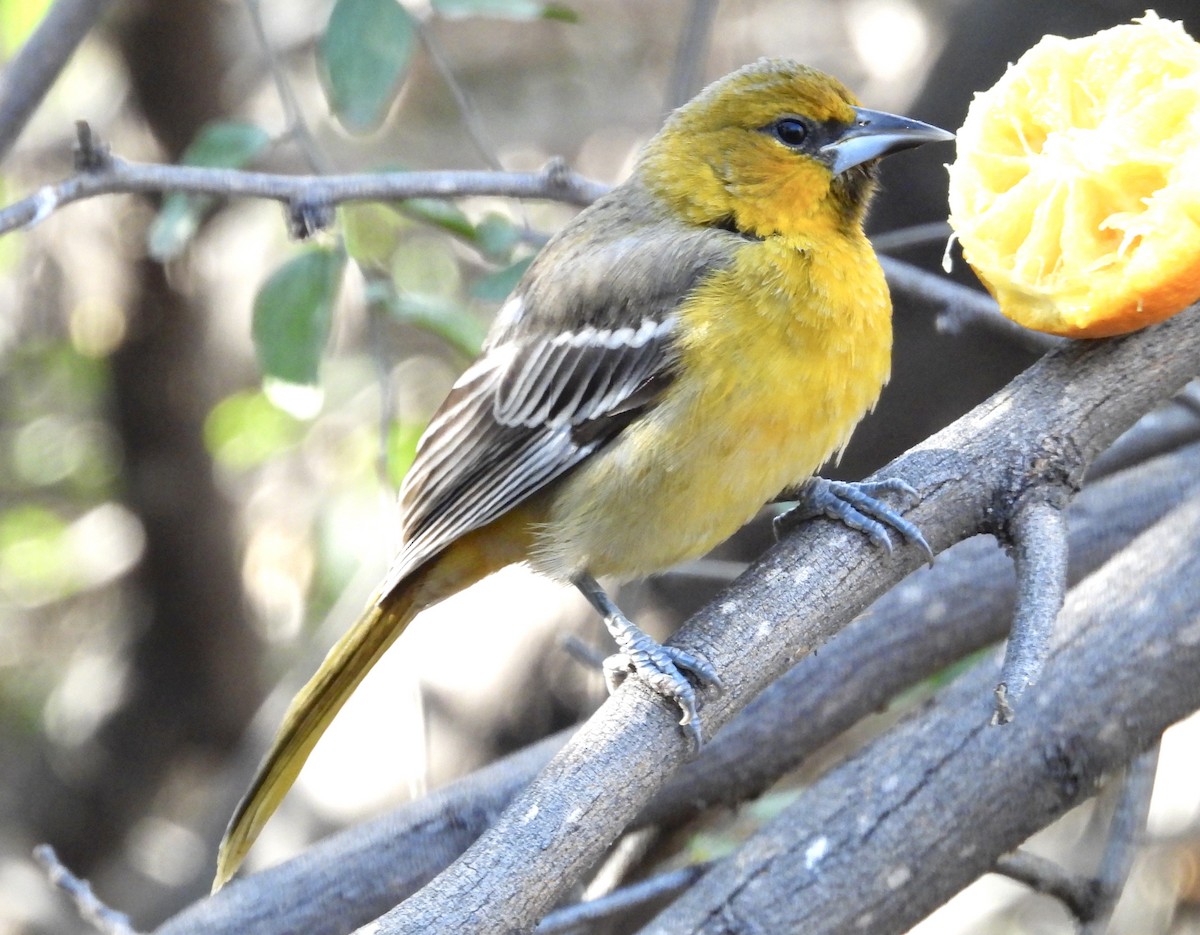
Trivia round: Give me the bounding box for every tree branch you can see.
[0,0,117,162]
[0,144,609,236]
[994,495,1069,722]
[358,310,1200,932]
[33,845,140,935]
[1081,744,1160,932]
[154,437,1200,935]
[642,488,1200,933]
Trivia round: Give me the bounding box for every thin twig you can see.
[536,863,710,934]
[581,827,659,901]
[418,22,505,172]
[878,255,1062,353]
[243,0,331,174]
[871,220,954,252]
[994,496,1069,724]
[666,0,720,112]
[33,845,141,935]
[1082,743,1160,932]
[363,273,399,497]
[0,147,609,236]
[994,850,1098,921]
[0,0,117,162]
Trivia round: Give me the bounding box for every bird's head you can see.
[637,59,952,240]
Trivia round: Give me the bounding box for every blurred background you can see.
[2,0,1200,932]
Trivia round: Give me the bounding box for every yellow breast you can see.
[535,233,891,582]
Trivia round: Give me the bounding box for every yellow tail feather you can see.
[213,508,539,891]
[212,589,419,892]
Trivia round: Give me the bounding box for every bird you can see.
[213,58,953,890]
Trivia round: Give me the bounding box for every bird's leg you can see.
[572,572,722,749]
[774,477,932,561]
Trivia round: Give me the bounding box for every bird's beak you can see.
[822,106,954,175]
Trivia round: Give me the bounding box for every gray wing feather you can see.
[381,196,744,588]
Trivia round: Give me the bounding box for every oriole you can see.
[214,59,951,889]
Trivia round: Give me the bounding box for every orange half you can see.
[947,13,1200,338]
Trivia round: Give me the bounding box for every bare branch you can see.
[1081,744,1160,932]
[994,850,1097,920]
[0,154,609,236]
[994,496,1070,723]
[642,489,1200,933]
[535,863,710,935]
[33,845,140,935]
[1090,381,1200,480]
[243,0,330,174]
[666,0,721,112]
[361,310,1200,932]
[0,0,117,162]
[878,255,1062,353]
[418,22,505,172]
[153,440,1200,935]
[870,220,953,252]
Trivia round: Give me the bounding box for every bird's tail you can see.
[212,586,419,892]
[211,515,532,892]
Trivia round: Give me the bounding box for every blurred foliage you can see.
[204,390,305,469]
[252,245,345,390]
[148,121,272,261]
[0,0,51,57]
[318,0,418,134]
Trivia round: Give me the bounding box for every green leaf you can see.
[386,420,424,486]
[252,248,345,388]
[180,121,273,168]
[398,198,475,239]
[431,0,577,21]
[389,292,486,359]
[471,255,532,301]
[472,212,521,262]
[391,237,462,297]
[318,0,416,134]
[148,121,271,261]
[341,202,411,270]
[204,390,305,469]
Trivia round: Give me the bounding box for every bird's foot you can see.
[775,477,932,561]
[603,630,722,750]
[573,572,722,748]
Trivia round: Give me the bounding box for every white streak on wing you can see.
[553,316,674,351]
[493,296,524,330]
[450,342,516,390]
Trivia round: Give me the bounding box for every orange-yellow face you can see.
[636,59,954,241]
[638,60,868,238]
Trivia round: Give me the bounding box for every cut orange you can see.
[947,13,1200,338]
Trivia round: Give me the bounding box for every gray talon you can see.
[776,477,932,562]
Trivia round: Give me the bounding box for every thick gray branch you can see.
[642,488,1200,934]
[363,310,1200,933]
[155,442,1200,935]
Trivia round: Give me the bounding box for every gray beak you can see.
[822,106,955,175]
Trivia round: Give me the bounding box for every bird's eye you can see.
[772,117,809,148]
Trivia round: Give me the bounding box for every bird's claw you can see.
[604,640,722,751]
[775,477,932,562]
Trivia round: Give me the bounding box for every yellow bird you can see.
[214,58,951,889]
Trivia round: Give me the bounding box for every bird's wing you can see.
[386,212,743,586]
